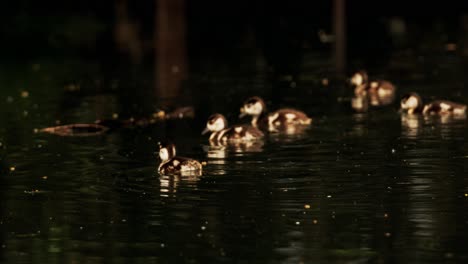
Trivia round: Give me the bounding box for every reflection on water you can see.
[401,113,423,138]
[159,173,200,197]
[401,113,467,139]
[205,140,264,160]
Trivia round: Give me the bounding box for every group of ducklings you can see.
[350,70,467,115]
[158,96,312,175]
[159,70,467,175]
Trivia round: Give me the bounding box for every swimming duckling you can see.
[202,113,264,145]
[239,96,312,132]
[400,93,424,114]
[350,70,396,106]
[158,143,202,175]
[400,92,466,115]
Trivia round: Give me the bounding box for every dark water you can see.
[1,57,468,264]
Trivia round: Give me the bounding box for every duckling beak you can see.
[239,107,247,118]
[201,127,210,135]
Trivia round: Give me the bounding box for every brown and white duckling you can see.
[400,93,424,114]
[239,96,312,132]
[158,143,202,175]
[400,92,466,115]
[202,113,264,145]
[350,70,396,106]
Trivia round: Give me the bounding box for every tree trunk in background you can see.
[115,0,142,64]
[155,0,187,102]
[333,0,346,74]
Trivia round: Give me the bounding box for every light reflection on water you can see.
[1,68,468,264]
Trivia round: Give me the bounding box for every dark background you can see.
[2,0,468,65]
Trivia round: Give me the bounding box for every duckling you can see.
[202,113,264,145]
[400,93,424,114]
[423,100,467,115]
[350,70,396,106]
[158,143,202,175]
[400,92,466,115]
[239,96,312,132]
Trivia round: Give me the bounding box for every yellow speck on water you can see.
[446,43,457,51]
[304,204,311,209]
[384,213,389,218]
[322,78,329,86]
[384,232,391,237]
[20,91,29,98]
[33,128,39,133]
[9,167,15,172]
[42,176,48,180]
[313,219,318,224]
[295,221,300,225]
[153,111,165,119]
[465,193,468,197]
[112,113,119,119]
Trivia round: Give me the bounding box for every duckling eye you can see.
[209,118,217,124]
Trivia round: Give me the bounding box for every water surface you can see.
[1,58,468,263]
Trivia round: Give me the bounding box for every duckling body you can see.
[423,100,467,115]
[400,92,466,115]
[203,114,264,145]
[158,143,202,175]
[350,70,396,106]
[239,96,312,132]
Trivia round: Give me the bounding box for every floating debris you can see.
[24,189,42,195]
[304,204,311,209]
[164,106,195,119]
[39,106,194,137]
[9,167,15,172]
[39,124,109,137]
[446,43,457,51]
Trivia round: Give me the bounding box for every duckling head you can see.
[400,93,423,114]
[202,113,228,135]
[158,142,176,162]
[239,96,266,118]
[350,70,369,86]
